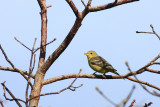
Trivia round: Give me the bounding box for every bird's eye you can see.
[90,53,93,54]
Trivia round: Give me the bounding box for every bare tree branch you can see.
[43,73,160,91]
[47,5,52,8]
[29,0,48,106]
[96,85,136,107]
[150,24,160,40]
[38,19,83,75]
[145,68,160,74]
[14,37,32,51]
[33,38,56,54]
[153,90,160,96]
[1,0,141,107]
[136,24,160,40]
[81,0,87,8]
[1,81,25,107]
[43,73,122,85]
[0,66,35,78]
[129,99,135,107]
[96,87,116,106]
[42,53,160,86]
[39,0,140,76]
[88,0,139,12]
[28,70,83,101]
[142,85,160,97]
[0,100,4,107]
[26,38,37,107]
[37,0,47,68]
[126,61,160,96]
[66,0,79,17]
[152,62,160,65]
[32,54,36,72]
[127,76,160,91]
[136,31,153,34]
[0,45,16,68]
[120,85,136,107]
[124,53,160,77]
[0,45,33,88]
[87,0,92,6]
[143,102,153,107]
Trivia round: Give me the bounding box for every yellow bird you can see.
[85,50,123,78]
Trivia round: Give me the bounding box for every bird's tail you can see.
[113,70,125,80]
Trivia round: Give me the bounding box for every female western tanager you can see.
[85,50,122,78]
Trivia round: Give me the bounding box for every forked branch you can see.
[1,81,25,107]
[96,85,136,107]
[0,45,33,88]
[126,61,160,96]
[136,24,160,40]
[28,70,83,101]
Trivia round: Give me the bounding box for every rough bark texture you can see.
[29,0,47,106]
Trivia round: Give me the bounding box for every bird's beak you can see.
[84,53,89,56]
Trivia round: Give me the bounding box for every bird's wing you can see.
[90,56,116,71]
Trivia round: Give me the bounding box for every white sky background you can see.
[0,0,160,107]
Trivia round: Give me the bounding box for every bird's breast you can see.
[88,62,106,73]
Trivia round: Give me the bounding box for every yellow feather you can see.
[85,50,123,78]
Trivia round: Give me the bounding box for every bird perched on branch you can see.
[85,50,123,79]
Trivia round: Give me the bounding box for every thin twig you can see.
[0,100,4,107]
[1,81,25,107]
[127,77,160,91]
[126,61,160,94]
[121,85,136,107]
[33,38,56,54]
[153,90,160,96]
[14,37,32,51]
[0,66,35,79]
[32,54,36,71]
[150,24,160,40]
[152,62,160,65]
[88,0,139,12]
[129,99,135,107]
[81,0,87,8]
[136,24,160,40]
[0,45,15,68]
[96,85,136,107]
[145,68,160,74]
[136,31,153,34]
[0,45,33,89]
[66,0,79,17]
[124,54,160,78]
[28,69,83,101]
[143,102,153,107]
[142,85,160,97]
[87,0,92,6]
[26,38,37,107]
[96,87,116,106]
[47,5,52,8]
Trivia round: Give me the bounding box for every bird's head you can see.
[84,50,98,59]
